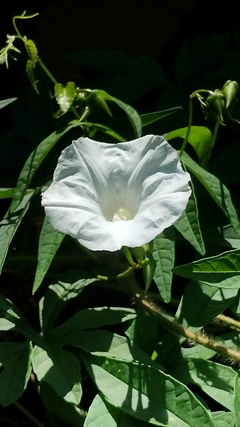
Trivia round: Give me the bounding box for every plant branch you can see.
[14,402,45,427]
[133,288,240,362]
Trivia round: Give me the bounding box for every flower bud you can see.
[222,80,239,109]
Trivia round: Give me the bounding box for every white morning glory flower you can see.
[42,135,191,252]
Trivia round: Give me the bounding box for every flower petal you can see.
[42,135,191,251]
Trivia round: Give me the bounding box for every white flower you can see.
[42,135,191,251]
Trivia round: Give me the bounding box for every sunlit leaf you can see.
[84,393,146,427]
[187,358,237,411]
[166,126,212,168]
[32,344,82,405]
[0,97,17,109]
[173,249,240,288]
[234,375,240,427]
[82,354,214,426]
[212,412,235,427]
[55,82,75,115]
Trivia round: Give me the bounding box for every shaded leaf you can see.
[0,294,37,339]
[153,227,175,303]
[96,90,142,137]
[9,122,79,213]
[141,107,182,127]
[181,151,240,238]
[0,190,35,273]
[0,342,32,406]
[40,381,86,426]
[26,59,39,94]
[175,280,238,328]
[174,185,205,255]
[53,307,136,337]
[33,217,65,293]
[39,277,98,335]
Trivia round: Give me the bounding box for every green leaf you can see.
[96,90,142,137]
[32,344,82,405]
[64,331,158,370]
[153,227,175,303]
[55,82,75,115]
[212,412,235,427]
[82,354,214,426]
[174,185,205,255]
[140,107,182,127]
[0,188,15,199]
[25,39,38,63]
[84,393,146,427]
[0,97,17,109]
[0,190,35,274]
[205,224,240,250]
[40,381,86,426]
[0,294,37,339]
[176,281,238,328]
[39,277,98,335]
[0,342,32,406]
[9,122,79,213]
[181,151,240,238]
[166,126,212,168]
[234,375,240,427]
[26,59,39,94]
[173,249,240,288]
[33,217,65,293]
[187,358,237,411]
[53,307,136,337]
[79,121,126,142]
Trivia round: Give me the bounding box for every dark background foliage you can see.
[1,0,240,425]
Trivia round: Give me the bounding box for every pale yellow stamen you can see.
[112,208,133,222]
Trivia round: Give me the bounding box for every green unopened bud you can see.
[141,256,156,293]
[196,92,225,125]
[206,91,225,123]
[222,80,239,109]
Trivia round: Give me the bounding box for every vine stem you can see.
[134,289,240,361]
[179,97,193,157]
[14,402,45,427]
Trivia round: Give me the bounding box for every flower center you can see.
[112,208,133,222]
